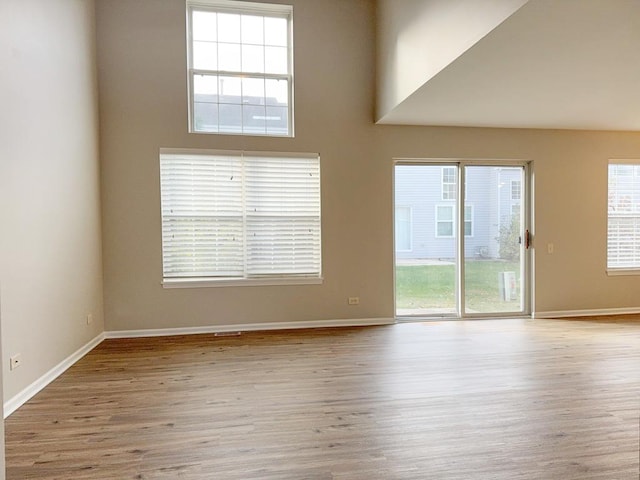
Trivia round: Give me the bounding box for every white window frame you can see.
[436,204,473,238]
[607,160,640,275]
[511,180,521,201]
[442,166,456,200]
[435,204,454,238]
[186,0,294,137]
[395,206,412,252]
[160,148,321,287]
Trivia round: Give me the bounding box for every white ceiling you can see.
[377,0,640,131]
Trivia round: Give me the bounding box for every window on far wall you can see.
[607,161,640,273]
[186,0,293,136]
[436,205,454,237]
[464,205,473,237]
[436,205,473,238]
[159,149,321,286]
[511,180,521,200]
[442,166,456,200]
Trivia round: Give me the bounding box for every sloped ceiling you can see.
[377,0,640,131]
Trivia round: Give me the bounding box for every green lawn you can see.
[396,260,521,313]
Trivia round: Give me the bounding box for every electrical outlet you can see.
[348,297,360,305]
[87,313,93,325]
[10,354,22,371]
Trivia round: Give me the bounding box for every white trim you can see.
[606,268,640,276]
[162,276,323,288]
[106,317,395,339]
[159,148,318,159]
[4,333,105,418]
[608,158,640,166]
[533,307,640,319]
[188,0,292,16]
[396,314,532,322]
[394,158,532,166]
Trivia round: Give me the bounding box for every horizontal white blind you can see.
[607,163,640,269]
[160,150,321,280]
[245,156,321,275]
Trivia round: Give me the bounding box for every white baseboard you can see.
[105,317,395,339]
[533,307,640,319]
[4,332,105,419]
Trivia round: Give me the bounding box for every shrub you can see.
[498,214,520,261]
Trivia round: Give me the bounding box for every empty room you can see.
[0,0,639,478]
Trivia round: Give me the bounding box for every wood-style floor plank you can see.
[5,318,640,479]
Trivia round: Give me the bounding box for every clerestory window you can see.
[187,0,293,136]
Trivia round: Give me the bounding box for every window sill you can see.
[606,268,640,276]
[162,276,324,288]
[189,129,294,138]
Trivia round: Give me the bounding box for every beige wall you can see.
[376,0,528,121]
[378,126,640,314]
[97,0,387,331]
[0,0,104,402]
[96,0,640,333]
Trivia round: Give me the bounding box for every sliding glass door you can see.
[394,162,530,318]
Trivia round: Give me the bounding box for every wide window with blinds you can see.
[160,149,321,286]
[607,161,640,274]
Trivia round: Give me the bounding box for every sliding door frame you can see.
[393,158,533,320]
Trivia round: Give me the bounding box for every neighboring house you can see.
[193,90,289,135]
[395,166,521,260]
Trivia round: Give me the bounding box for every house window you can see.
[442,167,456,200]
[436,205,454,237]
[159,149,321,286]
[436,205,473,237]
[187,0,293,136]
[464,205,474,237]
[607,162,640,273]
[395,206,412,251]
[511,180,521,200]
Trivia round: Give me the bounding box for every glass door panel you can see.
[394,164,457,316]
[463,166,524,314]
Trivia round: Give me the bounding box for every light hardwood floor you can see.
[5,318,640,479]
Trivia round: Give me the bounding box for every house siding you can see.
[395,165,523,260]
